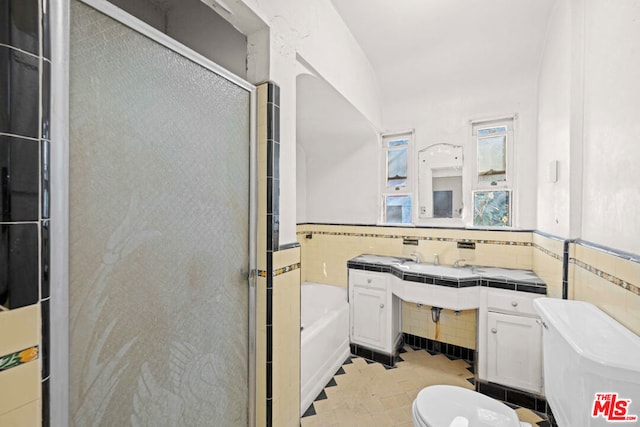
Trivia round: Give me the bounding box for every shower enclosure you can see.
[67,1,255,425]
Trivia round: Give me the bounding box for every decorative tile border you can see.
[257,262,300,279]
[0,346,39,372]
[532,243,563,261]
[274,263,300,277]
[297,230,532,247]
[570,258,640,296]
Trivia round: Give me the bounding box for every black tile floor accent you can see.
[302,404,316,418]
[301,346,552,427]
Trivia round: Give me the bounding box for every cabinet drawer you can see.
[350,270,387,290]
[487,289,538,316]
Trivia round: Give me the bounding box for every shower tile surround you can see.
[0,0,49,425]
[256,82,301,426]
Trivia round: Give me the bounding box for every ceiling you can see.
[330,0,557,104]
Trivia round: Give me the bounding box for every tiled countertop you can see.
[347,254,546,294]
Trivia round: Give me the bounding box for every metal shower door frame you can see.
[49,1,258,426]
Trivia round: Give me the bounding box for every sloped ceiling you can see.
[330,0,556,104]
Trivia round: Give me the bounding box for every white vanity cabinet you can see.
[479,288,544,394]
[349,270,401,355]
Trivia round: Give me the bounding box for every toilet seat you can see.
[413,385,522,427]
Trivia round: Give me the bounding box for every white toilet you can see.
[411,385,530,427]
[534,298,640,427]
[412,298,640,427]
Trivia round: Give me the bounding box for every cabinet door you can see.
[487,312,543,393]
[351,286,387,351]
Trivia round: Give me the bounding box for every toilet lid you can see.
[414,385,520,427]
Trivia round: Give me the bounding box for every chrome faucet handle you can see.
[409,252,421,263]
[453,259,466,268]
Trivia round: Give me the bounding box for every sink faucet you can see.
[409,253,421,263]
[453,259,467,268]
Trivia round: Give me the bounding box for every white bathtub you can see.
[300,282,350,415]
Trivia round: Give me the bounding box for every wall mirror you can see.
[418,144,463,219]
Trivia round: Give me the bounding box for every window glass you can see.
[387,148,408,187]
[473,190,511,226]
[387,139,409,148]
[385,195,412,224]
[478,133,506,183]
[477,126,507,137]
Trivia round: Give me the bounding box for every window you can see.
[471,117,515,227]
[381,132,413,224]
[472,118,513,187]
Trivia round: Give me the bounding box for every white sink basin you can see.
[398,263,479,279]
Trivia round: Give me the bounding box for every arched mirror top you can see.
[419,143,464,169]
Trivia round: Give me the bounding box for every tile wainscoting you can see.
[257,82,301,427]
[0,0,51,424]
[297,224,640,350]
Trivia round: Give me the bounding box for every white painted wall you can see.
[233,0,382,244]
[296,74,379,224]
[296,144,308,222]
[537,0,640,254]
[536,0,572,237]
[296,74,540,229]
[580,0,640,254]
[385,79,540,229]
[304,136,379,224]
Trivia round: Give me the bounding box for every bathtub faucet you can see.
[409,253,421,263]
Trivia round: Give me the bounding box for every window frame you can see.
[380,130,415,225]
[470,116,517,228]
[471,117,515,189]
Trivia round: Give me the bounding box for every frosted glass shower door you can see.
[68,1,253,426]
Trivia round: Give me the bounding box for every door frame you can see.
[49,1,257,425]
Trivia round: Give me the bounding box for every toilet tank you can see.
[534,298,640,427]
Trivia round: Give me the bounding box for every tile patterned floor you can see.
[300,346,550,427]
